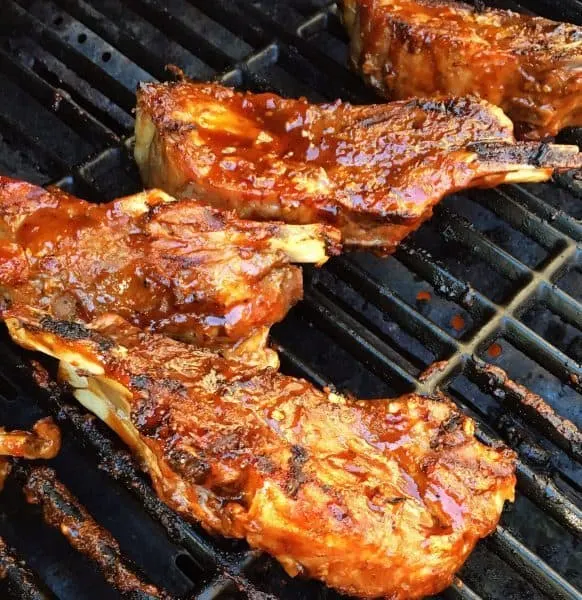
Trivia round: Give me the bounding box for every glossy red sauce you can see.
[343,0,582,139]
[0,178,304,350]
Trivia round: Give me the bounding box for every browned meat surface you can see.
[341,0,582,140]
[0,418,60,460]
[135,81,582,251]
[0,177,340,367]
[6,306,516,599]
[0,417,61,491]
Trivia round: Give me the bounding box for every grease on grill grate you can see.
[0,0,581,599]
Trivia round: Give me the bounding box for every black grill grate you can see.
[0,1,581,599]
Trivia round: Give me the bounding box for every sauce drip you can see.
[416,290,431,302]
[450,314,465,332]
[487,342,503,359]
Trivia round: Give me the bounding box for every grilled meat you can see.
[0,417,61,491]
[0,177,340,367]
[0,418,60,460]
[341,0,582,140]
[135,81,582,251]
[6,306,516,599]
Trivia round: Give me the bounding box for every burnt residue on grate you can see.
[0,536,55,600]
[469,359,582,461]
[16,464,168,600]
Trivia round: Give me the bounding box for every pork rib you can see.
[135,81,582,251]
[6,305,516,600]
[341,0,582,140]
[0,177,340,367]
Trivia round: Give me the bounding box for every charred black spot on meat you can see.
[430,412,466,449]
[404,98,445,115]
[164,120,198,134]
[532,143,552,167]
[132,394,169,435]
[286,444,308,498]
[211,430,244,458]
[167,447,210,484]
[40,316,90,340]
[131,374,186,400]
[472,140,564,167]
[391,19,414,46]
[130,374,152,390]
[0,296,12,312]
[441,413,463,433]
[256,455,276,474]
[386,497,407,505]
[39,315,113,351]
[358,112,394,128]
[156,378,187,395]
[404,97,471,118]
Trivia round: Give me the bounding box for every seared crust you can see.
[6,307,517,599]
[0,177,340,364]
[341,0,582,139]
[135,81,582,250]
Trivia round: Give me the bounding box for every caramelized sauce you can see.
[0,240,27,286]
[13,307,517,600]
[136,81,579,251]
[0,179,305,352]
[418,360,449,382]
[344,0,582,139]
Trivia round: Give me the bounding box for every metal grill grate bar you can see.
[507,183,582,241]
[431,206,534,283]
[474,188,567,250]
[0,537,56,600]
[12,464,168,600]
[123,0,241,72]
[0,47,119,147]
[328,256,459,353]
[50,0,171,82]
[488,527,582,600]
[7,0,139,113]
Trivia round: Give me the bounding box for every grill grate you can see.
[0,536,55,600]
[0,1,581,599]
